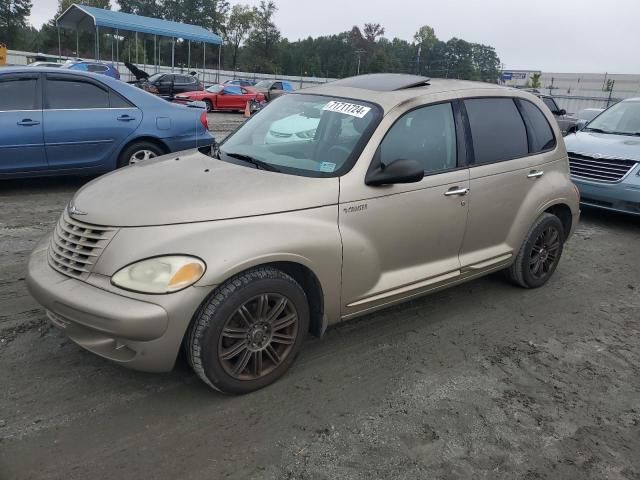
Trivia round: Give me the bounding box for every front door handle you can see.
[527,170,544,179]
[444,186,470,196]
[117,115,136,122]
[17,119,40,126]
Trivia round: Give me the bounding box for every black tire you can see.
[117,141,164,168]
[506,213,565,288]
[187,267,310,394]
[204,99,213,112]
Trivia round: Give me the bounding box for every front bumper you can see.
[26,241,212,372]
[573,176,640,216]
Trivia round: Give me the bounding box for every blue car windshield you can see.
[220,94,380,177]
[585,100,640,135]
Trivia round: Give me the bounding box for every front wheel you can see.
[187,267,309,394]
[506,213,565,288]
[204,99,213,112]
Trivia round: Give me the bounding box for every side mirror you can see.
[365,158,424,186]
[556,108,567,116]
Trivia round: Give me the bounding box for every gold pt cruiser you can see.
[27,74,580,394]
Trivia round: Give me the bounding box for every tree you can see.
[225,3,254,71]
[362,22,384,45]
[117,0,164,18]
[245,0,280,72]
[164,0,229,33]
[0,0,33,47]
[525,72,542,89]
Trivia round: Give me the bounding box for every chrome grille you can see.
[48,211,117,279]
[569,153,637,183]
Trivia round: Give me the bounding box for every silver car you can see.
[27,74,580,393]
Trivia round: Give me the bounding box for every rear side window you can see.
[273,82,283,90]
[46,79,110,109]
[542,97,558,113]
[0,78,38,110]
[109,90,134,108]
[464,98,528,164]
[518,100,556,152]
[380,102,457,174]
[88,64,108,73]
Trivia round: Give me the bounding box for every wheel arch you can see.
[543,202,573,240]
[119,135,170,160]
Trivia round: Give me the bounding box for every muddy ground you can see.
[1,113,639,479]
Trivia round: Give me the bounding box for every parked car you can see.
[0,67,214,178]
[62,61,120,79]
[253,79,295,101]
[533,94,573,134]
[28,61,63,68]
[562,107,605,132]
[141,72,204,97]
[224,78,256,87]
[175,84,265,112]
[564,97,640,215]
[26,74,579,394]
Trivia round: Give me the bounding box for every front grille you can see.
[569,153,637,183]
[48,211,117,279]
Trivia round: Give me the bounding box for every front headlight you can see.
[111,256,205,294]
[295,128,316,139]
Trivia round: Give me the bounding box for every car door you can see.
[458,97,555,270]
[43,73,142,170]
[0,72,47,173]
[339,101,470,317]
[220,86,244,109]
[157,74,174,95]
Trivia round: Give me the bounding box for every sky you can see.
[28,0,640,74]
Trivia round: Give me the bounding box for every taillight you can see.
[200,111,209,131]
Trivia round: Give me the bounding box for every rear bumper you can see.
[164,132,215,153]
[573,177,640,216]
[26,240,212,372]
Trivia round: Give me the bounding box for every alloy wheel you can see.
[129,149,157,165]
[529,226,561,280]
[218,293,299,381]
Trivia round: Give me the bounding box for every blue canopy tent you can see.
[56,4,223,80]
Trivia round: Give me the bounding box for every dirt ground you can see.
[1,113,639,479]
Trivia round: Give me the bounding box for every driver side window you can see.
[380,103,457,174]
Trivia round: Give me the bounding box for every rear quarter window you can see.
[518,99,556,153]
[464,98,528,164]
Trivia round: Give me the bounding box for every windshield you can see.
[585,101,640,135]
[147,73,164,83]
[254,80,272,88]
[206,85,224,93]
[220,94,380,177]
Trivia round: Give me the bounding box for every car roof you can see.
[1,66,119,81]
[300,73,509,112]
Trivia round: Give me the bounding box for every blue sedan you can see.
[0,67,214,179]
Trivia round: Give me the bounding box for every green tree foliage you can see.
[525,72,542,89]
[0,0,33,48]
[225,3,254,71]
[244,0,279,72]
[15,2,501,83]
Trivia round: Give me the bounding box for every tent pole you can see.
[203,43,206,84]
[96,26,100,61]
[57,27,61,61]
[143,36,146,71]
[135,32,138,64]
[111,32,114,62]
[75,30,79,57]
[154,35,157,72]
[217,43,221,83]
[116,29,119,66]
[171,37,175,72]
[188,41,191,70]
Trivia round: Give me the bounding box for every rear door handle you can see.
[17,119,40,126]
[117,115,136,122]
[527,170,544,179]
[444,186,470,196]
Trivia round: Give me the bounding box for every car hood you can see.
[71,149,339,227]
[564,131,640,161]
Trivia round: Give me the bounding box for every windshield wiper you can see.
[221,151,281,172]
[582,127,610,134]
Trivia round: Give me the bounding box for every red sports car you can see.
[175,84,265,112]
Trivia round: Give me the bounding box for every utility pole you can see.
[355,49,365,76]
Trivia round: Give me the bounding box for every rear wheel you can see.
[204,99,213,112]
[117,141,164,168]
[187,267,309,394]
[507,213,565,288]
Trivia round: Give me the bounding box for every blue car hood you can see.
[564,131,640,161]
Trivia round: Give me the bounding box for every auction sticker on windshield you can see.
[322,101,371,118]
